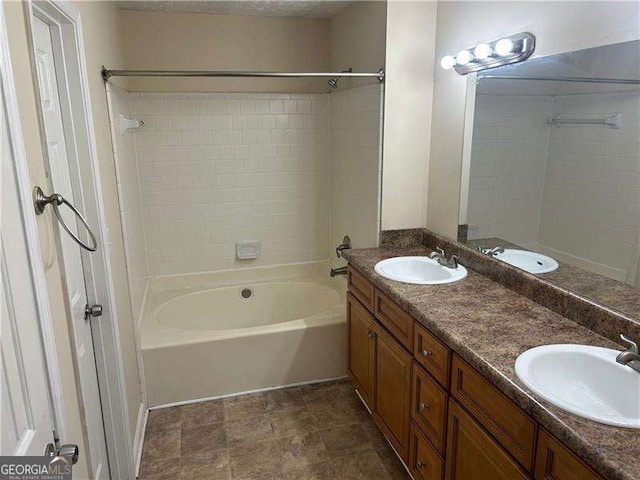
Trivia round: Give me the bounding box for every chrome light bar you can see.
[441,32,536,76]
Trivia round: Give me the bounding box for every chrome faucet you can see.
[475,245,505,256]
[616,334,640,373]
[330,266,347,277]
[429,247,460,269]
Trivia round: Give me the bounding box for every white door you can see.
[0,47,56,458]
[32,15,109,480]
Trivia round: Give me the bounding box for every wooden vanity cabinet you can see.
[347,292,412,459]
[345,265,605,480]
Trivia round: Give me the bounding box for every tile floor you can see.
[138,380,411,479]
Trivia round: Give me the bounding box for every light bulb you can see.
[495,38,514,56]
[456,50,473,66]
[440,55,456,70]
[474,43,492,60]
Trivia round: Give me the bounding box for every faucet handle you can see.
[620,334,638,354]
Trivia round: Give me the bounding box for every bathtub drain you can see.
[241,288,252,299]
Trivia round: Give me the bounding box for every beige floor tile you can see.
[277,432,330,470]
[181,400,225,429]
[225,415,274,447]
[268,407,317,439]
[224,394,266,421]
[141,425,181,466]
[319,425,373,458]
[138,456,181,480]
[307,399,358,429]
[283,461,336,480]
[264,388,306,413]
[229,440,282,479]
[182,423,227,462]
[331,450,392,480]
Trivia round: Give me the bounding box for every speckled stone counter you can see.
[469,237,640,322]
[342,246,640,480]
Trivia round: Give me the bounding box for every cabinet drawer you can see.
[347,265,375,312]
[451,355,536,472]
[414,324,450,388]
[446,400,530,480]
[412,363,448,453]
[374,289,414,349]
[534,430,602,480]
[409,423,444,480]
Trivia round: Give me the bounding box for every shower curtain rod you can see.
[101,66,385,82]
[478,75,640,85]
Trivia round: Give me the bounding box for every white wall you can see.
[330,83,383,268]
[329,1,387,90]
[381,0,437,230]
[105,84,149,320]
[539,90,640,281]
[131,92,331,275]
[118,10,331,93]
[427,1,640,239]
[466,94,553,244]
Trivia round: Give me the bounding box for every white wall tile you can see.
[130,92,332,275]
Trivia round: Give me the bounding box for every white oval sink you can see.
[374,256,468,285]
[493,249,558,274]
[515,344,640,428]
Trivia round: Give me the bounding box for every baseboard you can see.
[149,375,348,410]
[133,402,148,478]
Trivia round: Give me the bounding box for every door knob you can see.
[85,304,103,319]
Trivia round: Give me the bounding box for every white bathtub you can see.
[140,261,347,406]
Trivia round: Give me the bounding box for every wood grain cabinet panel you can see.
[412,363,448,453]
[372,321,412,461]
[409,423,444,480]
[347,265,375,312]
[534,430,603,480]
[374,289,415,350]
[451,355,537,471]
[446,400,531,480]
[347,293,375,411]
[414,323,451,388]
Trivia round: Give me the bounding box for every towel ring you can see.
[33,187,98,252]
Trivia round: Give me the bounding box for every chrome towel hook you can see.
[33,186,98,252]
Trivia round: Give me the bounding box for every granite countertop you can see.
[469,237,640,322]
[342,246,640,480]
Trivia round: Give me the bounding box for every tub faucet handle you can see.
[336,235,351,258]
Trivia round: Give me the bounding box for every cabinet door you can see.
[347,293,375,410]
[373,321,412,461]
[534,430,602,480]
[446,400,530,480]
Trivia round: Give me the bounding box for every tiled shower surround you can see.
[107,86,382,279]
[132,92,331,275]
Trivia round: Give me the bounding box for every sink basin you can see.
[374,256,468,285]
[515,344,640,428]
[493,249,558,274]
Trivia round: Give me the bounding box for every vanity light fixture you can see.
[441,32,536,75]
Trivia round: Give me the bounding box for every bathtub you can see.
[140,261,347,406]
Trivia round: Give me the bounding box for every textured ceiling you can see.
[115,1,353,18]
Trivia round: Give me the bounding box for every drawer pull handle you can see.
[417,461,426,469]
[367,330,376,339]
[421,350,433,357]
[419,402,429,411]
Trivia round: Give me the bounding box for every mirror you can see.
[459,40,640,322]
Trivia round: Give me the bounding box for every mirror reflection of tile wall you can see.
[461,40,640,316]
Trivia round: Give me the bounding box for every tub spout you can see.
[330,266,347,277]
